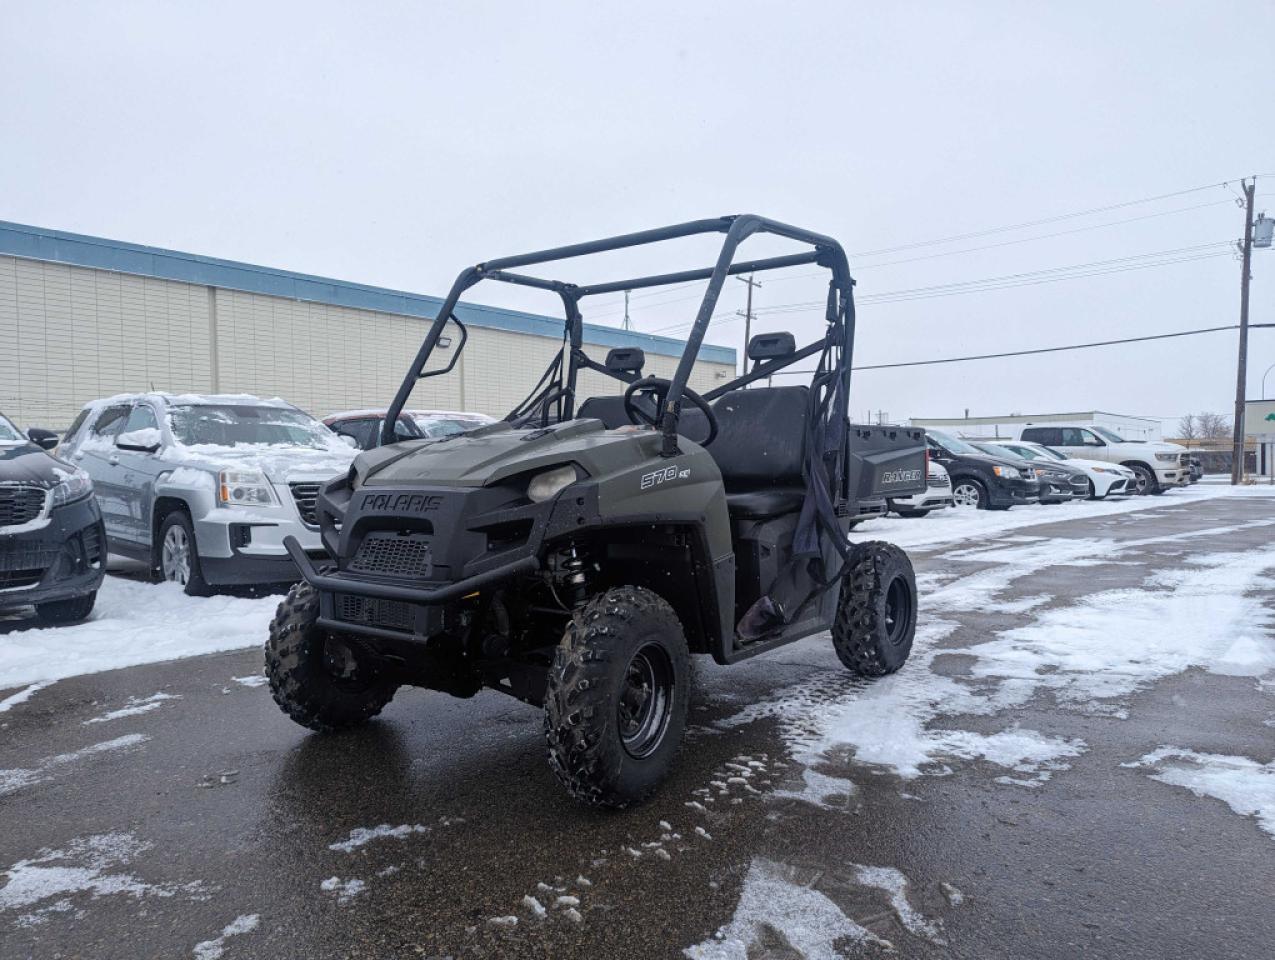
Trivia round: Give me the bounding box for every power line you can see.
[761,323,1275,376]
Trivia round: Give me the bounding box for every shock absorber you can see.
[555,541,591,607]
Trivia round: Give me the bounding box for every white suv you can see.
[1014,424,1189,495]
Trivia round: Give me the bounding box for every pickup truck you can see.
[1015,424,1189,495]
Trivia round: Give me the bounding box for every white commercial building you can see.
[0,221,736,430]
[910,410,1163,442]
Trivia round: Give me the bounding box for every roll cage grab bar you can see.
[382,214,857,458]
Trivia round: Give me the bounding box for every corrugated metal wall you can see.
[0,254,734,429]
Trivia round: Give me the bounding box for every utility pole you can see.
[1231,177,1256,484]
[622,289,632,331]
[736,273,761,376]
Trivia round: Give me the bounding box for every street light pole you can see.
[1231,178,1256,484]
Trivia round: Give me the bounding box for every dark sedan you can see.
[0,411,105,623]
[972,440,1089,503]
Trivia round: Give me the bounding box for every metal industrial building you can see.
[0,221,736,430]
[910,410,1164,441]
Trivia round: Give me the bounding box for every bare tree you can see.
[1197,411,1230,439]
[1176,414,1198,446]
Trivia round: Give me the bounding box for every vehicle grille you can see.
[0,485,47,528]
[1178,453,1190,466]
[349,532,433,579]
[336,593,414,632]
[288,482,321,527]
[0,540,58,589]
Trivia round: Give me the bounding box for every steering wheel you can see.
[623,377,719,447]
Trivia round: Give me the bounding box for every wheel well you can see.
[151,497,192,565]
[1120,460,1152,473]
[554,526,716,655]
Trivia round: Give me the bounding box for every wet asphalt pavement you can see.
[2,494,1274,959]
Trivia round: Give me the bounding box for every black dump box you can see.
[848,424,927,512]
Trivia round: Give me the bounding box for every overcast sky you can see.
[4,1,1273,427]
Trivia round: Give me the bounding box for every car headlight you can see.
[50,468,93,508]
[1092,466,1112,474]
[1154,452,1179,463]
[527,465,580,503]
[218,468,276,506]
[991,465,1021,478]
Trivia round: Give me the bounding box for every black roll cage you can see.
[383,214,857,461]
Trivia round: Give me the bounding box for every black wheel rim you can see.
[883,576,912,647]
[617,642,674,759]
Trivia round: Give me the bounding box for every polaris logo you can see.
[640,465,690,490]
[881,468,922,485]
[359,492,445,513]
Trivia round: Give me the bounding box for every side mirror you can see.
[27,427,59,451]
[339,434,359,449]
[116,428,162,453]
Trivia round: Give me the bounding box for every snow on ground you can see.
[1,734,149,797]
[83,692,179,725]
[192,914,260,960]
[0,579,279,691]
[1124,748,1275,839]
[0,681,55,713]
[0,832,206,928]
[328,824,429,854]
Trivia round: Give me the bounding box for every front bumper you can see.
[191,480,333,585]
[988,476,1041,507]
[0,496,105,610]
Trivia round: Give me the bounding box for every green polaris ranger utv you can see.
[266,215,926,807]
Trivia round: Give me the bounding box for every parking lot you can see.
[3,484,1273,960]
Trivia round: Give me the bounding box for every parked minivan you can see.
[60,393,357,594]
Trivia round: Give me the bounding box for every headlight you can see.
[527,465,579,502]
[1154,452,1179,463]
[51,469,93,508]
[991,465,1021,478]
[218,469,276,506]
[1092,466,1112,474]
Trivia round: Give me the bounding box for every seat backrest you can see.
[681,386,809,489]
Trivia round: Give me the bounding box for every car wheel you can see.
[156,511,212,596]
[1127,463,1160,496]
[951,478,989,509]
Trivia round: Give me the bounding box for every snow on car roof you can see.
[86,392,297,410]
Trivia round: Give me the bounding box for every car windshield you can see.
[1005,444,1046,460]
[977,442,1020,459]
[168,404,333,449]
[1092,426,1126,443]
[928,429,981,455]
[410,414,492,439]
[1038,445,1069,460]
[0,413,23,443]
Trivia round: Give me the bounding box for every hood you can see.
[0,442,69,485]
[1063,456,1132,473]
[170,443,358,484]
[959,450,1035,472]
[359,419,649,488]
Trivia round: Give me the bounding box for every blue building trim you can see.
[0,220,736,365]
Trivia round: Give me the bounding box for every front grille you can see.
[350,532,433,579]
[1178,453,1190,466]
[289,482,321,527]
[336,593,414,632]
[82,524,102,564]
[0,540,58,589]
[0,485,47,528]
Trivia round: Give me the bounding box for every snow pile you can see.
[0,579,279,691]
[1124,747,1275,838]
[192,914,260,960]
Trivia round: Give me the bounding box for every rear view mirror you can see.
[27,427,59,450]
[340,434,359,449]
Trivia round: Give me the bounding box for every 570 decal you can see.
[640,465,691,490]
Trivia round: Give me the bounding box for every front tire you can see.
[832,541,917,677]
[952,477,990,510]
[265,582,398,732]
[1127,463,1161,496]
[544,586,690,808]
[35,591,97,624]
[156,511,212,596]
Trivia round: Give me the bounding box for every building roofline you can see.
[0,220,736,365]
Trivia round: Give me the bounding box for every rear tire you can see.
[35,591,96,624]
[265,582,397,732]
[544,586,689,808]
[832,541,917,677]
